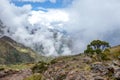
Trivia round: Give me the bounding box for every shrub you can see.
[84,40,110,61]
[32,61,48,73]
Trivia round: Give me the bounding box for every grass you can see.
[24,73,45,80]
[0,63,34,71]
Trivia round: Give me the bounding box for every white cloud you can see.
[28,9,69,26]
[1,0,120,56]
[0,0,32,27]
[0,0,72,56]
[49,0,56,3]
[17,0,56,3]
[18,0,46,2]
[64,0,120,53]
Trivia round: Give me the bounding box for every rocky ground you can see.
[0,54,120,80]
[43,55,120,80]
[0,69,32,80]
[0,55,120,80]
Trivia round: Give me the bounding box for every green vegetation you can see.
[0,63,34,71]
[24,73,45,80]
[84,40,110,54]
[0,36,54,64]
[84,40,110,60]
[32,61,49,73]
[0,36,37,64]
[109,45,120,59]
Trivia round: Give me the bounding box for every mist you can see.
[0,0,120,56]
[64,0,120,53]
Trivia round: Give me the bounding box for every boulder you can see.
[91,63,108,75]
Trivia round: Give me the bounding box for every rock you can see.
[94,76,104,80]
[0,69,19,78]
[91,63,108,75]
[83,57,92,63]
[0,71,6,78]
[114,69,120,80]
[107,66,115,73]
[113,60,120,67]
[66,71,87,80]
[118,56,120,60]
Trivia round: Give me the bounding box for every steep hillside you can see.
[0,36,38,64]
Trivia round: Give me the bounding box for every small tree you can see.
[84,40,110,60]
[84,40,110,54]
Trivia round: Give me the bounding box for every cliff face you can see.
[0,36,37,64]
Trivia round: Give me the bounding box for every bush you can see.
[84,40,110,61]
[0,67,4,71]
[32,61,48,73]
[84,40,110,54]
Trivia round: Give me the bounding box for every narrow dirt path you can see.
[0,69,32,80]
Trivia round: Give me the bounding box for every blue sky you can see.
[11,0,73,10]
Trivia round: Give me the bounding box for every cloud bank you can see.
[0,0,120,56]
[64,0,120,53]
[0,0,72,56]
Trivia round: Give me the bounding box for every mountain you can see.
[0,36,38,64]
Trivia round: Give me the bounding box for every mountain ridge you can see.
[0,36,38,64]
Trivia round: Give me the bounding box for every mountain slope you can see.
[28,45,120,80]
[110,45,120,53]
[0,36,38,64]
